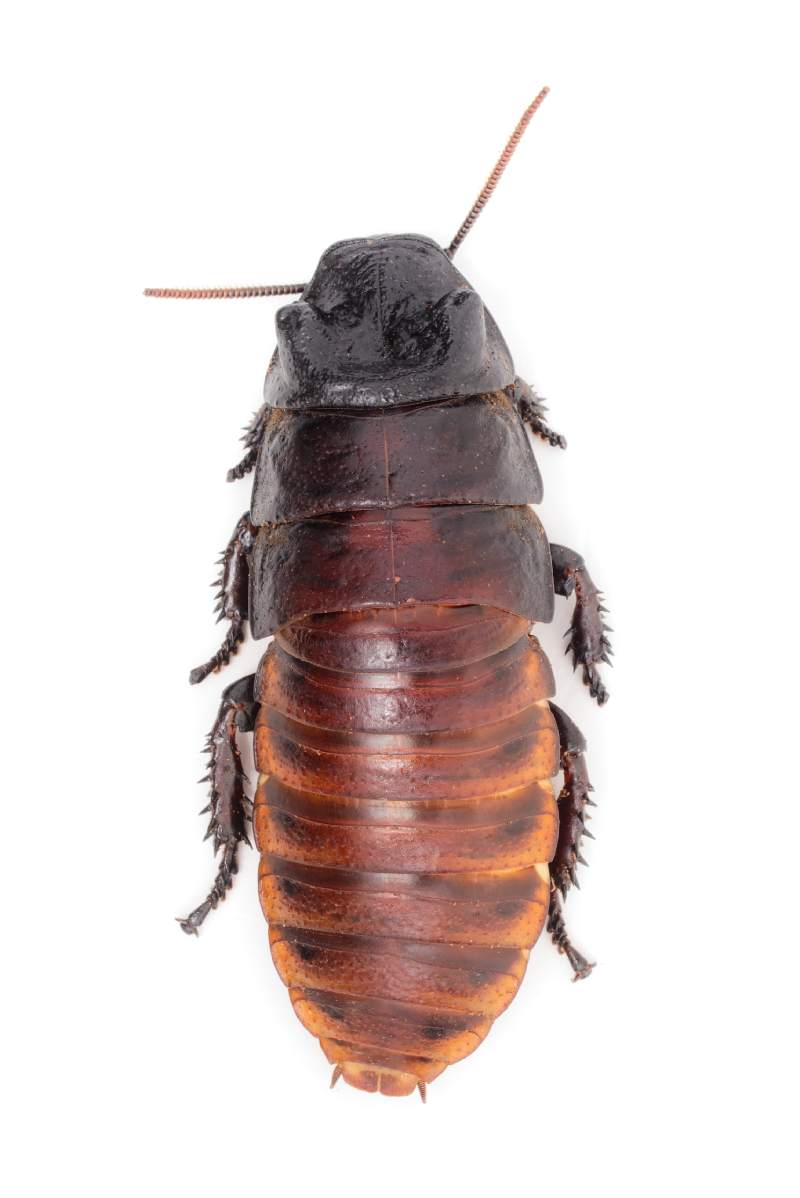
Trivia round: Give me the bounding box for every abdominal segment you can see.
[254,603,558,1096]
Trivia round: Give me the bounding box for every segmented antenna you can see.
[143,283,306,299]
[445,87,550,258]
[145,89,549,293]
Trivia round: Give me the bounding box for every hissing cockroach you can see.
[146,88,612,1100]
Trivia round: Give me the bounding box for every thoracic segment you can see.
[254,603,560,1096]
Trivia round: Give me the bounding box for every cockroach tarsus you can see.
[147,87,612,1100]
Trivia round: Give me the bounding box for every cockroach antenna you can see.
[143,283,307,299]
[144,90,549,297]
[445,86,550,258]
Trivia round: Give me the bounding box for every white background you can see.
[3,2,798,1195]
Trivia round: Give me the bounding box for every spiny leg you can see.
[512,376,567,449]
[189,512,256,685]
[547,889,594,982]
[227,402,269,482]
[550,542,612,705]
[547,703,597,981]
[177,674,258,934]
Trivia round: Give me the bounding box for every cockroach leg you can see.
[227,403,269,482]
[512,376,567,449]
[227,446,259,483]
[549,703,595,893]
[177,674,258,935]
[547,887,595,982]
[550,543,612,705]
[546,703,596,979]
[189,512,256,685]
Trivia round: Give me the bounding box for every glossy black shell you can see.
[263,235,515,409]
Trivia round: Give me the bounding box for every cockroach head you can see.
[144,90,550,405]
[265,235,513,409]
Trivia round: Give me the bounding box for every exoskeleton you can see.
[148,90,611,1099]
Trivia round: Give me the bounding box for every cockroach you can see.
[146,87,612,1100]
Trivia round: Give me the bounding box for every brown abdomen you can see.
[253,604,558,1096]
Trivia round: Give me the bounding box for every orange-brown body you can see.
[253,603,559,1096]
[169,231,607,1101]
